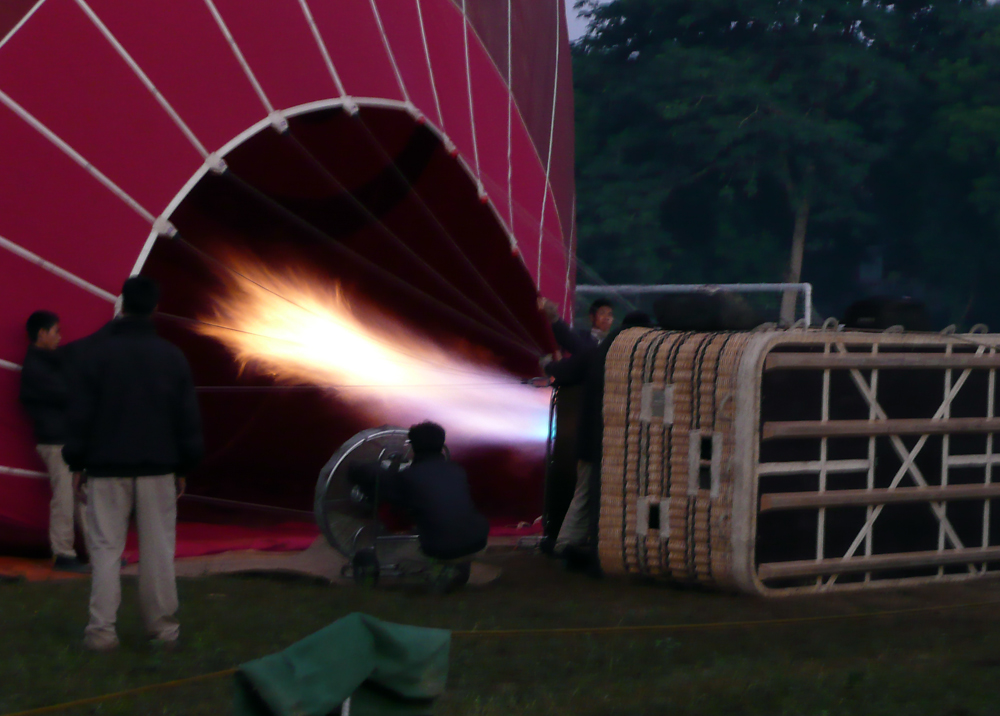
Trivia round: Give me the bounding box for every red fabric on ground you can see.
[121,521,319,562]
[489,520,542,537]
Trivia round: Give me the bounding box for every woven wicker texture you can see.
[601,327,1000,596]
[600,329,751,588]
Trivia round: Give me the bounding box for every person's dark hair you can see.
[121,276,160,317]
[26,311,59,343]
[588,298,613,316]
[408,421,446,456]
[621,311,654,329]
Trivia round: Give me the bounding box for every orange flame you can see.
[194,255,551,444]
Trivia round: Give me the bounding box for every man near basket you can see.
[559,310,656,572]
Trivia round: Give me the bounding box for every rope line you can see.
[342,113,546,352]
[0,668,238,716]
[450,597,1000,636]
[5,598,1000,716]
[621,334,645,572]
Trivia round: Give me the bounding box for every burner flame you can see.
[194,256,551,444]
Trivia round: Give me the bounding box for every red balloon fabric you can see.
[0,0,575,551]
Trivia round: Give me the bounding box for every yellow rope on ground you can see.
[0,668,238,716]
[451,597,1000,637]
[4,597,1000,716]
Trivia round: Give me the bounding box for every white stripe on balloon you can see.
[74,0,210,159]
[0,465,47,478]
[368,0,411,106]
[297,0,349,100]
[0,87,157,224]
[0,233,117,303]
[415,0,445,132]
[538,0,562,286]
[201,0,275,116]
[461,0,483,195]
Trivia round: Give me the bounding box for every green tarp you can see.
[233,613,451,716]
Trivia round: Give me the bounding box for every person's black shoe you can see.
[352,548,380,588]
[560,545,595,573]
[427,562,472,594]
[53,556,91,573]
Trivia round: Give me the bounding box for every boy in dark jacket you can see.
[20,310,89,572]
[64,276,203,652]
[348,422,489,589]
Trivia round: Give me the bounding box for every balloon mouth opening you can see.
[136,104,550,518]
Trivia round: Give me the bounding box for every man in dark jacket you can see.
[20,310,89,572]
[537,297,615,386]
[348,422,489,588]
[560,311,655,568]
[64,276,203,652]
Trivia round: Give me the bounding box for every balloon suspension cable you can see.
[180,493,314,519]
[273,129,543,356]
[194,382,532,391]
[319,114,545,352]
[573,258,640,312]
[157,310,505,381]
[214,167,543,359]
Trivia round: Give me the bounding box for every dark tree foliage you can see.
[573,0,1000,326]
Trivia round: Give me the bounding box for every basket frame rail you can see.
[740,331,1000,595]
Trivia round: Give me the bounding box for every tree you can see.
[573,0,1000,326]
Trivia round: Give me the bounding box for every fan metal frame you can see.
[314,426,414,559]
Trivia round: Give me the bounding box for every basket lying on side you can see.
[599,327,1000,595]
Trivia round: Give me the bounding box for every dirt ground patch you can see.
[2,548,1000,715]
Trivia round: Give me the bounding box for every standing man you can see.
[562,311,655,568]
[64,276,203,652]
[20,310,88,572]
[583,298,615,347]
[537,297,615,386]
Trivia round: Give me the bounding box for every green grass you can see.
[2,550,1000,715]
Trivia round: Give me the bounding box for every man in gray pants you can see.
[20,310,89,572]
[64,276,203,652]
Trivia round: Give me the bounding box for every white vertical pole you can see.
[985,357,995,573]
[940,342,953,577]
[804,284,813,327]
[817,341,830,584]
[864,343,878,581]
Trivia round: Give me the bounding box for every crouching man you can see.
[348,422,489,591]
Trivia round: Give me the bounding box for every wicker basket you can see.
[600,327,1000,595]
